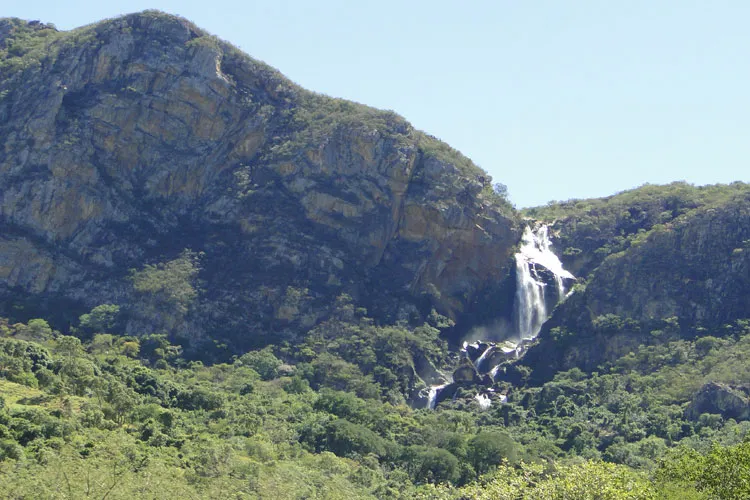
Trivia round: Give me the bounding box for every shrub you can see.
[238,347,281,381]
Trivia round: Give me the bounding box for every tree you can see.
[79,304,120,334]
[533,461,657,500]
[238,347,281,381]
[130,250,201,330]
[14,319,52,342]
[493,182,509,200]
[103,382,138,425]
[468,431,520,476]
[176,387,223,411]
[322,418,389,458]
[658,441,750,500]
[131,251,200,313]
[89,334,115,355]
[54,336,83,359]
[403,446,461,484]
[121,340,140,358]
[139,334,181,364]
[699,441,750,499]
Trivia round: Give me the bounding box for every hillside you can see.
[1,10,750,500]
[0,12,518,359]
[521,182,750,381]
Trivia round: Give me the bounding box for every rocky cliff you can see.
[0,12,519,354]
[521,182,750,381]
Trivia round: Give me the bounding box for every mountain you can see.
[3,11,750,499]
[0,12,518,356]
[521,182,750,382]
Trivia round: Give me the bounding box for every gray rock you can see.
[0,12,520,354]
[686,382,750,421]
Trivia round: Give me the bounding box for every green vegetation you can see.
[0,17,99,87]
[523,181,750,273]
[0,18,62,74]
[2,11,750,499]
[518,180,750,383]
[130,250,201,316]
[416,131,487,179]
[525,181,750,224]
[1,304,750,497]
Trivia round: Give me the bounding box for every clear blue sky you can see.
[6,1,750,207]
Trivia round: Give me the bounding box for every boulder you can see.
[685,382,750,421]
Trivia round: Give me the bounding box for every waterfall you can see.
[428,383,450,410]
[514,256,546,340]
[474,393,492,410]
[473,345,496,373]
[514,224,574,340]
[426,223,573,411]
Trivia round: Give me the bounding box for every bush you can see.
[322,419,389,459]
[8,371,38,388]
[658,441,750,500]
[0,439,24,461]
[238,347,281,381]
[13,319,52,342]
[176,387,223,411]
[79,304,120,334]
[403,446,461,484]
[468,431,520,476]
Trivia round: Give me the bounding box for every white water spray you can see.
[473,345,495,374]
[427,224,573,411]
[474,393,492,410]
[514,225,575,340]
[428,383,450,410]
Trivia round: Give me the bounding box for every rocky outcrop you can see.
[520,185,750,381]
[580,200,750,326]
[685,382,750,421]
[0,13,519,354]
[453,362,479,383]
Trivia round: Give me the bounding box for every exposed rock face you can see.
[685,382,750,421]
[0,13,519,353]
[452,363,478,384]
[521,185,750,381]
[581,201,750,325]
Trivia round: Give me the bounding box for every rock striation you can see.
[0,13,519,353]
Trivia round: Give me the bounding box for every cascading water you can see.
[428,382,450,410]
[426,224,574,411]
[514,257,547,340]
[474,393,492,410]
[473,345,496,373]
[513,224,575,340]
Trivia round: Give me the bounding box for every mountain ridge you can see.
[0,11,519,358]
[2,11,750,499]
[519,181,750,382]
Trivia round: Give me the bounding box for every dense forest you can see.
[2,11,750,499]
[1,301,750,498]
